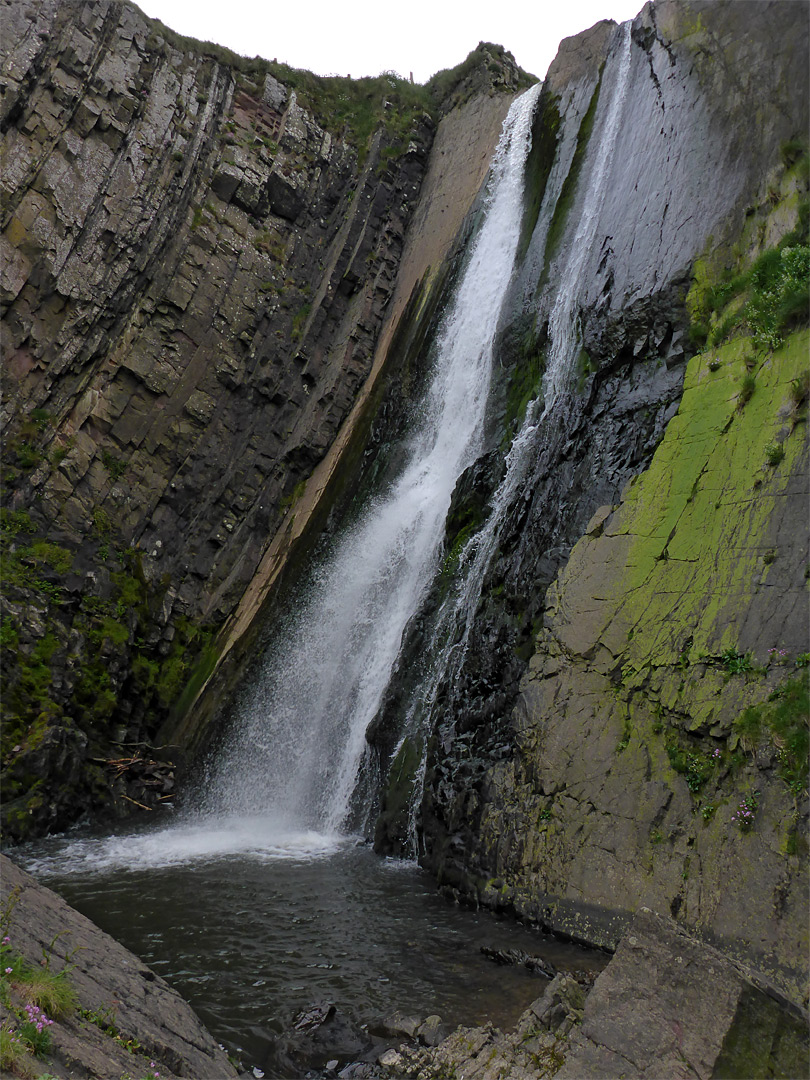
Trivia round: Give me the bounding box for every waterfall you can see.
[543,21,633,407]
[202,81,543,835]
[385,23,635,851]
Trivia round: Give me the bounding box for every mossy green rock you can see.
[453,330,809,1004]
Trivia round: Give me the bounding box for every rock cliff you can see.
[0,0,525,837]
[392,0,809,1007]
[0,853,238,1078]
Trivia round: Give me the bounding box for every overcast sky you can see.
[136,0,645,84]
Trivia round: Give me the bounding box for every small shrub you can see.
[616,718,632,753]
[764,442,785,466]
[689,321,709,347]
[721,648,752,675]
[789,371,809,409]
[780,138,806,167]
[18,970,76,1020]
[737,373,756,407]
[101,450,126,480]
[0,618,18,649]
[15,443,41,470]
[731,792,758,832]
[734,704,763,749]
[0,509,35,536]
[666,742,711,792]
[0,1023,33,1075]
[27,542,73,575]
[92,507,112,536]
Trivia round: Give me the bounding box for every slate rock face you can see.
[383,910,809,1079]
[1,0,429,625]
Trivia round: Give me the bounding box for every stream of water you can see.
[198,81,543,835]
[384,23,635,839]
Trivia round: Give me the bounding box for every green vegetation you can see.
[665,740,714,793]
[77,1005,144,1055]
[280,477,307,510]
[144,12,528,165]
[439,478,493,591]
[517,90,561,260]
[291,303,311,342]
[0,911,77,1074]
[737,372,756,407]
[720,648,753,676]
[501,330,545,447]
[616,716,632,753]
[764,441,785,466]
[0,511,217,832]
[0,509,36,536]
[733,674,809,795]
[439,518,480,586]
[0,531,74,604]
[687,152,810,351]
[101,449,127,480]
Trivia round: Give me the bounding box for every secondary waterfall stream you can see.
[382,23,634,849]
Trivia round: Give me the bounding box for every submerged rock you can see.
[375,910,809,1079]
[269,1001,374,1076]
[481,945,557,978]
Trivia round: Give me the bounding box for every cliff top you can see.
[128,2,532,148]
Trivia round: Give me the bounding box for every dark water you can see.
[18,814,607,1075]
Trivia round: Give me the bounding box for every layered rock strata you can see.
[0,0,522,836]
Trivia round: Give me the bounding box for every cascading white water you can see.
[543,21,633,407]
[201,82,543,835]
[391,24,635,846]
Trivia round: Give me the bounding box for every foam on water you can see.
[19,815,345,877]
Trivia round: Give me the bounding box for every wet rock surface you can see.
[0,853,238,1078]
[270,1001,375,1077]
[366,909,809,1080]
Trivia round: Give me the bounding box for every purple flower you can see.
[4,967,11,974]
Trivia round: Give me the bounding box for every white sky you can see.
[135,0,646,84]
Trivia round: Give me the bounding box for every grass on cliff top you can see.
[141,5,525,155]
